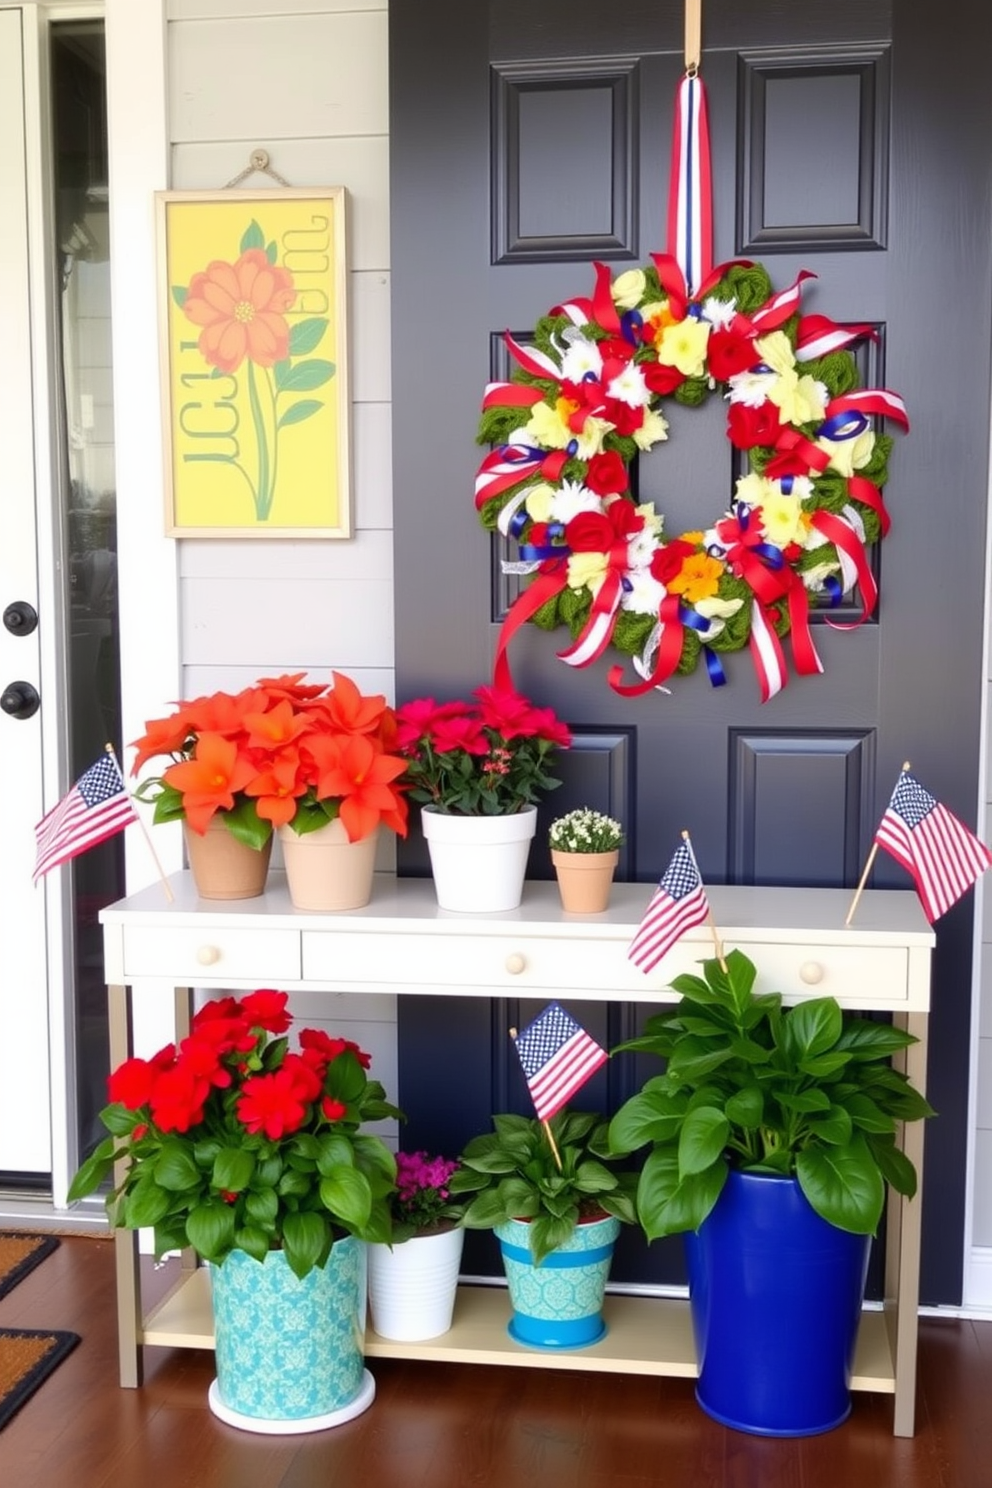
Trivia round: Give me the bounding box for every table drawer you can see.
[122,926,301,983]
[300,931,910,1005]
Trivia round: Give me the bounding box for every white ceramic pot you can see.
[420,805,537,912]
[367,1225,464,1341]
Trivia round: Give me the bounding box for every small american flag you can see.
[628,837,710,974]
[33,752,137,882]
[874,770,992,924]
[512,1003,608,1122]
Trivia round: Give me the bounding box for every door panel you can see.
[390,1,992,1302]
[0,9,51,1175]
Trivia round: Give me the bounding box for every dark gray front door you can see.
[389,0,992,1302]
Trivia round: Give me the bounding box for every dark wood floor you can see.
[2,1235,992,1487]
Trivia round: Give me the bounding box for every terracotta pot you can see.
[278,819,379,912]
[183,817,272,900]
[551,848,619,914]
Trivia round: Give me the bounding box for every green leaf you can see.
[608,1091,685,1153]
[288,317,329,356]
[171,285,187,308]
[635,1149,727,1239]
[774,1088,831,1114]
[678,1106,730,1179]
[724,1086,764,1128]
[265,240,277,264]
[222,797,273,851]
[186,1202,237,1260]
[805,1105,854,1146]
[318,1165,373,1233]
[460,1188,515,1229]
[67,1139,118,1201]
[796,1136,885,1234]
[275,358,335,392]
[101,1104,145,1137]
[234,1226,271,1264]
[282,1211,330,1279]
[786,998,843,1060]
[154,1144,202,1191]
[212,1148,256,1193]
[123,1180,173,1229]
[866,1134,918,1198]
[244,1188,279,1225]
[316,1133,357,1175]
[277,399,322,429]
[240,219,265,253]
[836,1019,917,1059]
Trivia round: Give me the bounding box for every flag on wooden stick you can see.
[512,1003,608,1122]
[873,770,992,923]
[33,751,137,882]
[628,836,710,973]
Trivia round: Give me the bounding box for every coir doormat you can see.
[0,1329,80,1430]
[0,1234,60,1300]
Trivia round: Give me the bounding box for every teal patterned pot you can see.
[208,1238,374,1432]
[495,1214,620,1349]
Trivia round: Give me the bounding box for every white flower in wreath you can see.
[626,521,662,570]
[607,361,651,408]
[694,593,745,640]
[559,335,603,383]
[611,269,647,310]
[542,479,603,525]
[727,367,778,408]
[632,406,670,451]
[800,560,843,592]
[621,566,667,615]
[816,428,876,478]
[573,415,615,459]
[656,316,711,377]
[701,294,738,330]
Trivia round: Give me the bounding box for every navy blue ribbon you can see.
[704,647,727,686]
[817,410,870,442]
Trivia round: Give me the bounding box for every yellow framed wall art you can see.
[157,188,351,537]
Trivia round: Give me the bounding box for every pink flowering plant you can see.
[67,989,402,1278]
[395,685,572,815]
[389,1150,465,1242]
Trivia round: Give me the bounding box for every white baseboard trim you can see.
[964,1245,992,1312]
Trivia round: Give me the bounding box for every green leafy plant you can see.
[549,807,624,853]
[448,1110,637,1264]
[608,948,934,1238]
[67,989,402,1278]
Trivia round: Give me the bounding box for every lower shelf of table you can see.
[139,1268,896,1392]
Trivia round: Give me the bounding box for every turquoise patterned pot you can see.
[495,1214,620,1349]
[209,1238,373,1431]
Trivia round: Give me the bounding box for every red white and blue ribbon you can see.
[667,72,713,297]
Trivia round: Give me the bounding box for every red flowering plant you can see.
[389,1151,465,1243]
[67,989,403,1278]
[131,670,409,850]
[395,686,572,815]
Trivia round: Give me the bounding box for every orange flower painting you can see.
[159,189,350,536]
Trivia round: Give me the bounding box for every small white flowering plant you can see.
[549,807,624,855]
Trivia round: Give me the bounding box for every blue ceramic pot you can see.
[495,1214,620,1349]
[684,1170,871,1437]
[210,1238,368,1423]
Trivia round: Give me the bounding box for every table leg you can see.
[108,982,142,1387]
[884,1009,928,1437]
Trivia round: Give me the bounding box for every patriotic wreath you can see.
[475,254,908,702]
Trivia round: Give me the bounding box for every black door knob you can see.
[0,681,40,719]
[3,601,39,636]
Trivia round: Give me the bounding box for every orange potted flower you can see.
[132,671,409,906]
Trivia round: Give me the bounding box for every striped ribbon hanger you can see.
[668,0,713,296]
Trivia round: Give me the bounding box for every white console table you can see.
[101,874,934,1436]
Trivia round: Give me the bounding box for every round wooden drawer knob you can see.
[799,960,824,985]
[196,944,221,966]
[505,952,527,975]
